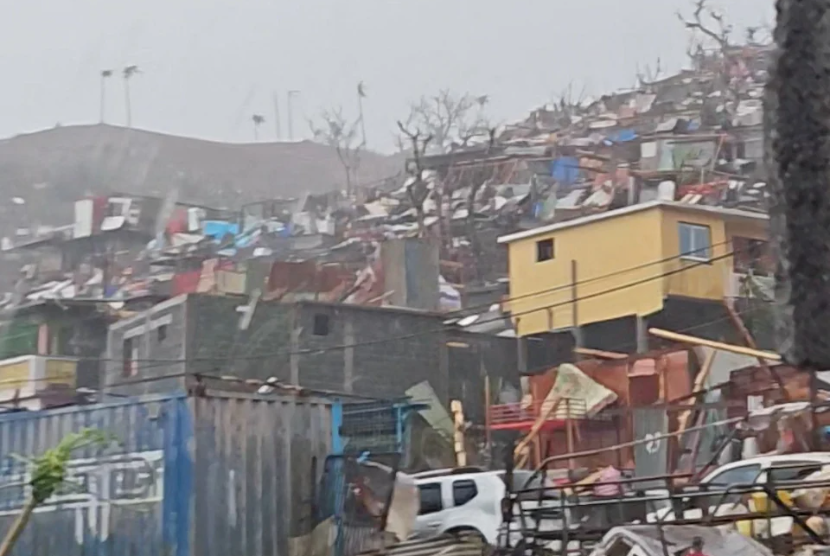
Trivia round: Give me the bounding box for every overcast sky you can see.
[2,0,771,153]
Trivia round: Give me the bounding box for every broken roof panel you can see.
[550,157,580,185]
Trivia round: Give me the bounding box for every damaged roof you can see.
[497,200,768,244]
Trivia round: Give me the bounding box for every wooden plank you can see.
[648,328,781,361]
[565,399,575,470]
[514,396,561,466]
[451,400,467,466]
[573,347,629,360]
[484,375,492,451]
[676,349,717,436]
[723,299,789,400]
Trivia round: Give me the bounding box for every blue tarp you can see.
[202,220,239,240]
[550,157,580,185]
[604,129,638,144]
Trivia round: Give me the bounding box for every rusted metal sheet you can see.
[355,532,486,556]
[190,393,332,556]
[660,350,691,404]
[0,391,332,556]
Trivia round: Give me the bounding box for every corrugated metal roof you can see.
[498,200,768,244]
[356,533,487,556]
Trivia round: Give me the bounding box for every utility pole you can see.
[122,65,140,128]
[287,90,300,140]
[765,0,830,448]
[272,91,282,140]
[99,70,112,123]
[357,81,368,146]
[571,259,583,348]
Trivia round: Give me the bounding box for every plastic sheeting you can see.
[591,525,772,556]
[550,157,580,185]
[202,220,239,239]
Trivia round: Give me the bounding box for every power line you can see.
[80,248,748,366]
[2,301,772,399]
[0,244,766,374]
[449,239,734,316]
[515,301,772,377]
[582,301,773,359]
[0,233,751,366]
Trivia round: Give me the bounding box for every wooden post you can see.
[676,349,717,436]
[636,315,648,353]
[533,433,543,469]
[451,400,467,466]
[515,396,562,467]
[688,405,709,472]
[566,399,575,470]
[723,300,790,401]
[484,376,492,456]
[516,318,527,373]
[571,260,583,348]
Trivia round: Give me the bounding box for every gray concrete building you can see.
[105,293,524,421]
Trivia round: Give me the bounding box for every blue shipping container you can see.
[0,392,332,556]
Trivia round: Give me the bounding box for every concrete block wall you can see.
[105,295,189,396]
[185,293,293,380]
[105,294,521,420]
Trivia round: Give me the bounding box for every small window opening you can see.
[123,337,138,377]
[313,314,330,336]
[536,238,554,262]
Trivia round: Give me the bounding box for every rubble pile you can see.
[0,41,773,318]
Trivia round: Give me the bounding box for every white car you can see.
[646,452,830,536]
[409,468,566,546]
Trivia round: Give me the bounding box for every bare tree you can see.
[545,82,588,127]
[310,107,363,195]
[396,90,492,249]
[464,128,499,280]
[396,121,433,237]
[677,0,744,115]
[399,90,490,155]
[636,58,664,88]
[678,0,732,52]
[251,114,265,141]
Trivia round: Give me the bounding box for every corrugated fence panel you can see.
[0,394,192,556]
[0,392,332,556]
[189,394,333,556]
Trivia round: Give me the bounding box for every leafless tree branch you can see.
[397,120,433,237]
[310,107,363,195]
[399,90,491,155]
[677,0,731,51]
[636,58,664,87]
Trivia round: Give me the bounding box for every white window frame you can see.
[678,222,711,262]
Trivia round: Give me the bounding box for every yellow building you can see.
[498,201,769,340]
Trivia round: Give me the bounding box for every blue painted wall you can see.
[0,392,332,556]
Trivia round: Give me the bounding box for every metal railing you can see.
[500,461,830,556]
[489,398,588,429]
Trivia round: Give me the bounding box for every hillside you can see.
[0,124,403,235]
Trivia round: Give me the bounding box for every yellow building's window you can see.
[679,222,711,261]
[536,238,554,262]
